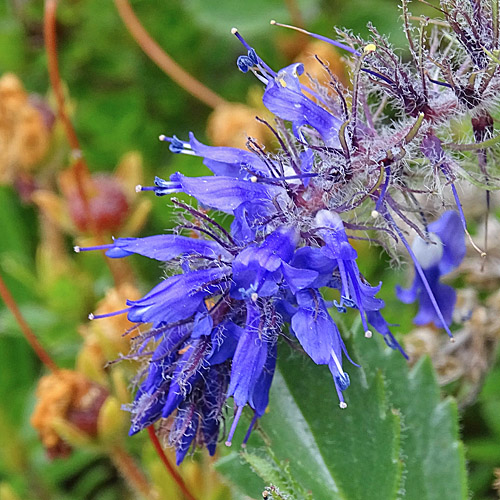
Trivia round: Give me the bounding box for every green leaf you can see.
[219,340,402,500]
[354,332,468,500]
[183,0,320,37]
[218,328,467,500]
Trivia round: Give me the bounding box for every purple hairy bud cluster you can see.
[76,0,500,464]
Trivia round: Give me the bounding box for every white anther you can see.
[225,440,233,447]
[371,210,379,219]
[270,19,276,25]
[135,184,142,193]
[250,176,258,183]
[231,27,238,34]
[159,134,167,141]
[339,402,348,409]
[251,292,259,302]
[73,245,81,253]
[365,330,373,338]
[88,313,95,320]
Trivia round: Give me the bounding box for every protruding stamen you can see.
[242,413,259,446]
[365,330,373,338]
[225,405,244,447]
[270,20,361,56]
[231,27,251,51]
[74,243,114,253]
[136,185,156,192]
[339,402,348,409]
[88,307,130,321]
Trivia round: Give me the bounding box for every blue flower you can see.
[76,25,476,464]
[396,211,466,327]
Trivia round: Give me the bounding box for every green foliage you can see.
[218,327,467,500]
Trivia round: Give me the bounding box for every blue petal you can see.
[281,262,319,293]
[227,303,268,407]
[427,211,466,275]
[127,267,230,326]
[208,321,243,365]
[249,341,277,417]
[168,172,284,213]
[291,290,336,364]
[105,234,230,261]
[263,72,342,147]
[188,132,269,178]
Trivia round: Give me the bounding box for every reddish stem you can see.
[43,0,92,211]
[147,426,198,500]
[114,0,227,109]
[0,272,58,372]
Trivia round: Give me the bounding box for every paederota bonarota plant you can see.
[75,0,500,464]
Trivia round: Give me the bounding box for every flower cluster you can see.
[75,0,499,463]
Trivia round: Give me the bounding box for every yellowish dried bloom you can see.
[207,102,269,148]
[31,370,108,458]
[0,73,50,183]
[77,284,142,382]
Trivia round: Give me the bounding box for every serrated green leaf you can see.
[352,331,468,500]
[219,327,467,500]
[218,342,402,500]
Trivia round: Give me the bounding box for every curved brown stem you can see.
[147,426,198,500]
[0,272,58,372]
[110,444,157,499]
[43,0,92,212]
[114,0,227,109]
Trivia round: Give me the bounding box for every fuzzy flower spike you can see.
[76,15,484,462]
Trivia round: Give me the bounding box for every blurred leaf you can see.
[183,0,320,37]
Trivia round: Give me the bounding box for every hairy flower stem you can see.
[0,272,58,372]
[147,426,198,500]
[114,0,227,109]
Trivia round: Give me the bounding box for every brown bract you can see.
[31,370,108,458]
[0,73,50,184]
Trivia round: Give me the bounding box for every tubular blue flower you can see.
[147,173,285,213]
[162,132,269,179]
[396,211,466,328]
[315,209,387,337]
[262,63,342,147]
[78,20,484,464]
